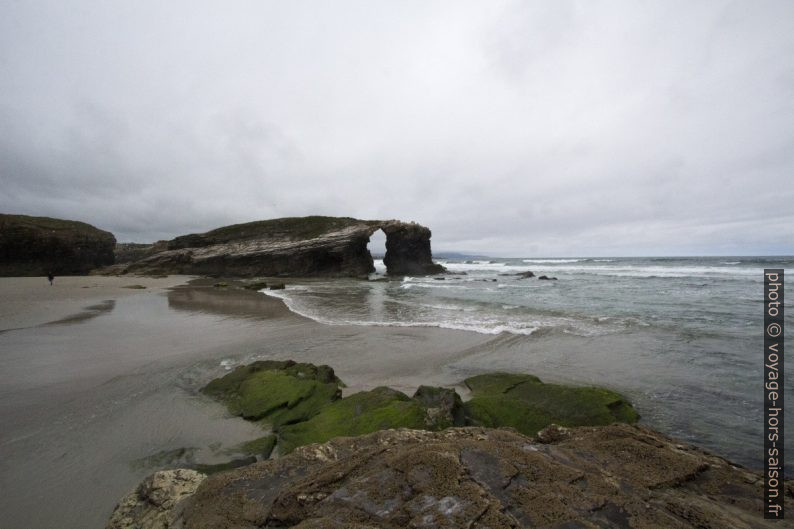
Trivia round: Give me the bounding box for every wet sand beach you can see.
[0,277,494,529]
[0,273,781,528]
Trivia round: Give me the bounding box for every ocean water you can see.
[265,256,793,471]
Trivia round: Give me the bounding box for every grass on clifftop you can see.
[200,216,381,243]
[0,213,112,236]
[463,373,639,436]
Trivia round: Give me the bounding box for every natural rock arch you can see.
[123,216,445,278]
[369,221,445,276]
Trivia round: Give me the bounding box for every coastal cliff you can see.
[124,216,445,277]
[0,214,115,276]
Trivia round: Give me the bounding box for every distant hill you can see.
[432,251,491,260]
[0,213,116,276]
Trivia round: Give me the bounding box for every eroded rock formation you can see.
[109,425,791,529]
[382,222,445,275]
[124,216,445,277]
[0,214,116,276]
[114,241,168,264]
[107,469,206,529]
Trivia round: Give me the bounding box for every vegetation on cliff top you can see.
[0,213,114,236]
[173,216,382,248]
[0,213,116,275]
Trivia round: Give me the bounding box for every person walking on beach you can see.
[47,271,54,286]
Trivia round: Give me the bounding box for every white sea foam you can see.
[441,259,757,278]
[261,286,616,337]
[219,358,237,371]
[532,264,761,278]
[522,258,584,263]
[442,262,532,273]
[264,289,541,335]
[259,258,764,339]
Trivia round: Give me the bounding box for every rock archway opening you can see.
[367,229,388,275]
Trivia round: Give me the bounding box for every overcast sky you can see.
[1,1,792,256]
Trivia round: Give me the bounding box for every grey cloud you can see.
[0,0,792,255]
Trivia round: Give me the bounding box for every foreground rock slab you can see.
[114,425,792,529]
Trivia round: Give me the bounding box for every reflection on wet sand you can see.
[45,299,117,326]
[0,299,118,334]
[167,286,295,320]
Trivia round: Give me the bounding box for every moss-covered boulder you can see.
[463,373,639,436]
[201,363,639,462]
[191,456,258,475]
[236,434,277,459]
[277,387,427,454]
[412,385,466,429]
[201,360,342,427]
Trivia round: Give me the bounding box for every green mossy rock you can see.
[192,456,257,475]
[237,434,277,459]
[463,373,639,436]
[203,363,638,461]
[278,387,427,454]
[201,361,343,427]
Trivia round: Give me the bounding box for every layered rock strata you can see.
[124,216,445,277]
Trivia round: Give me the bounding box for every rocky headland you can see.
[108,361,790,529]
[123,216,445,278]
[0,214,116,276]
[1,214,446,278]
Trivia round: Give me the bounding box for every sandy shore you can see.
[0,277,495,529]
[0,275,195,332]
